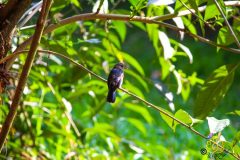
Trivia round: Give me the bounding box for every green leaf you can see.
[194,64,240,119]
[112,21,127,42]
[173,70,182,94]
[124,103,153,124]
[130,21,146,31]
[84,123,120,140]
[160,109,174,131]
[174,109,192,125]
[232,131,240,147]
[181,80,191,101]
[217,27,239,46]
[182,17,197,35]
[204,0,222,20]
[122,52,145,76]
[159,57,172,80]
[125,70,149,92]
[127,118,147,136]
[175,0,205,35]
[124,81,145,98]
[71,0,81,8]
[227,110,240,116]
[160,109,193,132]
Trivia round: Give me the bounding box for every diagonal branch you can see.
[213,0,240,48]
[0,0,53,152]
[1,49,238,159]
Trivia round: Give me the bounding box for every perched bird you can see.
[107,62,124,103]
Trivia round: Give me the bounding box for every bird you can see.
[107,62,124,103]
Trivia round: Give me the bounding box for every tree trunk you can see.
[0,0,32,91]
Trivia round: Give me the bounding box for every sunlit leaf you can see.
[147,0,176,6]
[92,0,108,13]
[207,117,230,134]
[167,6,184,40]
[174,109,192,126]
[122,52,145,76]
[71,0,81,8]
[160,109,175,131]
[85,123,120,139]
[178,44,193,63]
[124,103,153,124]
[125,70,149,92]
[112,21,127,42]
[130,21,146,31]
[182,17,197,35]
[227,110,240,116]
[158,31,174,60]
[232,131,240,147]
[127,118,147,136]
[173,70,182,94]
[204,0,225,20]
[124,81,145,98]
[159,57,172,80]
[194,64,239,119]
[217,27,239,46]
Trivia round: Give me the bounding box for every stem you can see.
[0,0,53,152]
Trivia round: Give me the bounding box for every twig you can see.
[178,0,214,30]
[213,0,240,48]
[0,0,53,152]
[3,49,239,159]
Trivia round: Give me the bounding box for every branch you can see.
[0,0,53,152]
[178,0,214,30]
[2,49,239,159]
[6,10,240,69]
[213,0,240,48]
[151,1,240,21]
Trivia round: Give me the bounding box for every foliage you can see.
[0,0,240,159]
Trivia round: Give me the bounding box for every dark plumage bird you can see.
[107,62,124,103]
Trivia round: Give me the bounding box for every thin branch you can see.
[0,0,53,152]
[213,0,240,48]
[6,10,240,69]
[151,1,240,21]
[3,49,239,159]
[178,0,214,30]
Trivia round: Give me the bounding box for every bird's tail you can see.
[107,90,116,103]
